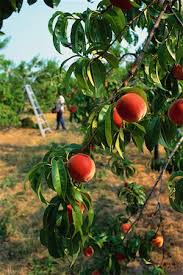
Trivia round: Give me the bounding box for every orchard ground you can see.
[0,112,183,275]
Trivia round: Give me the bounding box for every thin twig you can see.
[169,5,183,28]
[93,0,156,61]
[129,135,183,230]
[120,0,169,87]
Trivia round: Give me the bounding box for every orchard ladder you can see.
[24,84,52,137]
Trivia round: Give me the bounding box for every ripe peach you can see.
[115,252,125,263]
[116,93,147,122]
[83,246,94,257]
[68,153,96,182]
[172,64,183,80]
[168,99,183,125]
[120,223,131,233]
[91,270,101,275]
[89,143,96,151]
[67,204,73,223]
[69,105,77,113]
[152,235,164,248]
[110,0,133,11]
[113,107,123,128]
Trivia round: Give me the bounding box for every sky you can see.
[1,0,147,65]
[1,0,98,64]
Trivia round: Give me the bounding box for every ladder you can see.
[24,84,52,137]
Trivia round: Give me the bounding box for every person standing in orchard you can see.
[55,95,66,130]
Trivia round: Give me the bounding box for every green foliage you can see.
[0,56,66,127]
[0,103,20,127]
[119,182,146,215]
[0,216,9,241]
[110,156,136,179]
[21,117,36,128]
[168,171,183,213]
[0,173,18,188]
[29,257,58,275]
[29,143,94,262]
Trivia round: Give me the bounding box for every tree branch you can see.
[130,135,183,230]
[169,6,183,28]
[121,0,169,87]
[94,0,156,61]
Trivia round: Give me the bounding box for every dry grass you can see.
[0,112,183,275]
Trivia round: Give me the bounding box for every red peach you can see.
[152,235,164,248]
[110,0,133,11]
[68,153,96,182]
[83,246,94,257]
[115,252,125,263]
[120,223,131,233]
[168,99,183,125]
[116,93,147,122]
[172,64,183,80]
[91,270,101,275]
[90,144,96,151]
[113,107,123,128]
[67,204,73,223]
[69,105,77,113]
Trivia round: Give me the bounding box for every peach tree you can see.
[5,0,182,274]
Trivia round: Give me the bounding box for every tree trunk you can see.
[154,144,159,160]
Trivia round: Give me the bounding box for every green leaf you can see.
[58,159,67,199]
[90,59,106,90]
[47,230,61,258]
[48,11,62,34]
[71,20,86,53]
[40,228,48,247]
[103,52,119,68]
[72,204,83,236]
[88,15,112,46]
[27,0,37,5]
[43,197,61,229]
[53,13,69,53]
[29,163,47,204]
[64,62,76,90]
[145,117,160,152]
[82,192,94,229]
[74,59,87,89]
[169,171,183,182]
[166,41,176,61]
[115,133,123,158]
[64,143,83,154]
[44,0,61,8]
[52,159,62,196]
[133,122,146,133]
[82,59,95,96]
[169,178,183,213]
[139,241,151,261]
[132,133,144,152]
[105,106,112,148]
[158,43,174,71]
[104,7,126,41]
[160,118,177,147]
